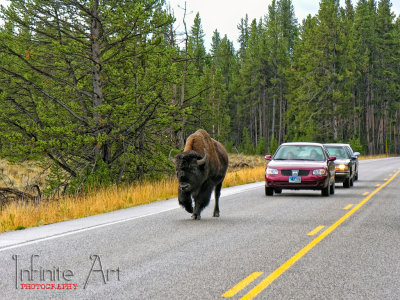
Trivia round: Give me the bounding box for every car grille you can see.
[281,170,310,176]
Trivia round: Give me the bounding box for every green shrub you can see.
[268,135,279,156]
[256,137,267,155]
[349,137,364,154]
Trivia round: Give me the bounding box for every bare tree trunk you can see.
[272,95,276,140]
[259,102,262,140]
[90,0,104,162]
[254,105,258,146]
[366,77,372,154]
[278,79,283,144]
[168,11,178,145]
[333,114,338,140]
[177,2,189,149]
[90,0,102,120]
[395,111,399,153]
[262,87,267,141]
[371,95,375,154]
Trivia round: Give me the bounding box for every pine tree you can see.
[288,0,352,142]
[189,12,206,74]
[211,29,221,58]
[354,0,379,153]
[265,0,298,144]
[0,0,176,189]
[287,15,320,141]
[374,0,398,153]
[237,14,250,59]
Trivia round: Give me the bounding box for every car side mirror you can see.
[264,155,272,161]
[328,156,336,161]
[353,152,360,157]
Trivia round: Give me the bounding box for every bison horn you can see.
[169,149,176,164]
[197,149,208,166]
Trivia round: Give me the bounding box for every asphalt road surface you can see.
[1,157,400,299]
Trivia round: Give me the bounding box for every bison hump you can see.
[184,129,215,157]
[183,130,228,173]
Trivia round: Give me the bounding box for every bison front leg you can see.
[178,189,193,214]
[213,182,222,217]
[192,186,213,220]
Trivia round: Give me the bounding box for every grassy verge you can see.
[0,154,394,233]
[0,158,266,232]
[358,154,393,160]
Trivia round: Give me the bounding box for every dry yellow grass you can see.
[0,176,179,231]
[223,166,265,187]
[0,164,266,232]
[358,154,394,160]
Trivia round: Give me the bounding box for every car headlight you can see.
[312,169,327,176]
[266,168,279,175]
[335,164,349,171]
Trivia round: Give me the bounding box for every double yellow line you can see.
[222,169,400,299]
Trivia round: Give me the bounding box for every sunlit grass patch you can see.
[358,154,395,160]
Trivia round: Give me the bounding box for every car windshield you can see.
[274,145,325,161]
[326,146,349,159]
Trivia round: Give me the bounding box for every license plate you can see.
[289,176,301,183]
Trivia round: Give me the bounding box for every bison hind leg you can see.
[213,182,222,217]
[178,190,193,213]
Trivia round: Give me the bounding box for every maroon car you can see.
[264,142,336,196]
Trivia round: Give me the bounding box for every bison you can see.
[170,129,228,220]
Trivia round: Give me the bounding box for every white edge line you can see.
[0,208,176,252]
[0,183,264,252]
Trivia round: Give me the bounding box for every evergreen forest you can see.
[0,0,399,191]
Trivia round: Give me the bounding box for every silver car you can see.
[324,144,360,188]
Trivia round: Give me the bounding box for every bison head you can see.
[170,150,208,192]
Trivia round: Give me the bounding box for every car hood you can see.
[334,158,350,164]
[268,160,327,169]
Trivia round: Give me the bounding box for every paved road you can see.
[0,157,400,299]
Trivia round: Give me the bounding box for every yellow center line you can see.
[237,169,400,300]
[343,204,353,210]
[222,272,263,298]
[307,226,325,236]
[362,192,369,196]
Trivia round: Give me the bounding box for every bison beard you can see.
[170,130,228,220]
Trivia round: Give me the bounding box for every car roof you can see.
[323,143,350,147]
[280,142,324,147]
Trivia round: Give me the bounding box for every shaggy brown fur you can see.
[172,129,228,220]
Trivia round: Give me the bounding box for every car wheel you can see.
[275,188,282,194]
[322,185,330,196]
[330,181,335,194]
[355,171,358,181]
[265,186,274,196]
[343,178,350,188]
[350,177,354,187]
